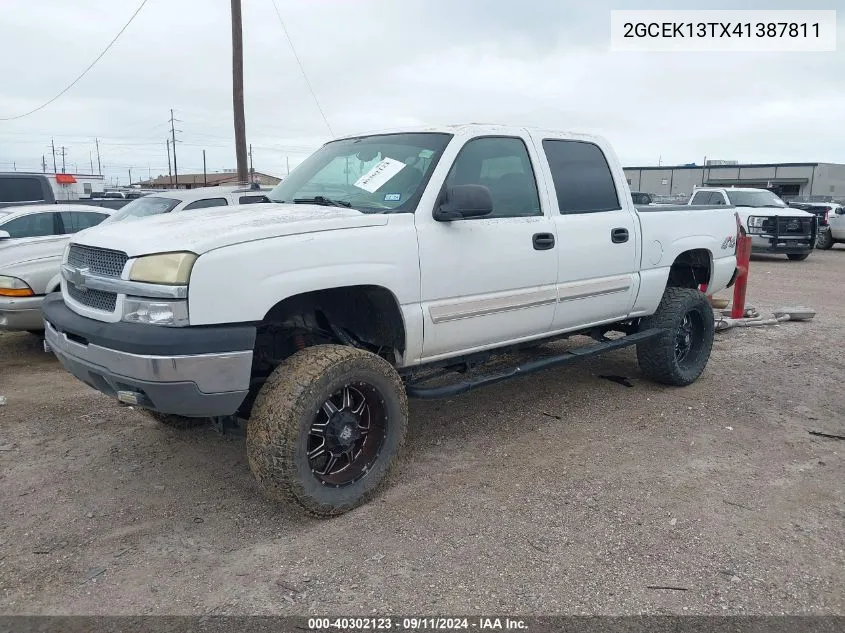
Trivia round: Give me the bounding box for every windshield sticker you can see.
[384,193,401,202]
[353,157,406,193]
[419,149,434,159]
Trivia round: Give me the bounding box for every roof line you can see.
[624,162,823,170]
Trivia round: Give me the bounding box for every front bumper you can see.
[0,295,45,331]
[749,234,814,255]
[42,294,256,417]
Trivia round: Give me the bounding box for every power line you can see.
[269,0,334,137]
[0,0,149,121]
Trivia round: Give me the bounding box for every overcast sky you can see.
[0,0,842,185]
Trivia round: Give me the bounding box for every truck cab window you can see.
[445,136,541,218]
[690,191,713,205]
[541,140,620,213]
[0,177,45,203]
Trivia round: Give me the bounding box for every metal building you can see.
[623,162,845,201]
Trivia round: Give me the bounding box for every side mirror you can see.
[434,184,494,222]
[0,230,10,241]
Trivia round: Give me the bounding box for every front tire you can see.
[247,345,408,518]
[636,287,715,386]
[816,228,834,250]
[787,253,810,261]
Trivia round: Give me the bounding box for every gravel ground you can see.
[0,250,843,616]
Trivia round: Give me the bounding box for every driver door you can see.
[415,134,558,360]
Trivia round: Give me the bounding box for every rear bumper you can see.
[42,294,256,417]
[0,295,44,331]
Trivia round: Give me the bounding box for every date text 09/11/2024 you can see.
[307,617,529,630]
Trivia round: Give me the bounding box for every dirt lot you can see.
[1,250,843,616]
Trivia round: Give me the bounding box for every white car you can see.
[44,124,739,516]
[100,185,271,224]
[689,187,816,261]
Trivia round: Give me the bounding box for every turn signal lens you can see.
[0,275,34,297]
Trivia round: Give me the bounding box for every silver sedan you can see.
[0,205,112,332]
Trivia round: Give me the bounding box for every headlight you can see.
[746,216,767,234]
[0,275,34,297]
[129,252,197,285]
[123,298,189,327]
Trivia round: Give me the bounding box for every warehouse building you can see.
[623,162,845,201]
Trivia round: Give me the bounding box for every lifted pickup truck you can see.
[689,187,815,261]
[43,124,739,516]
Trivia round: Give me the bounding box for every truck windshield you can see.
[267,133,453,213]
[101,196,180,224]
[726,190,787,208]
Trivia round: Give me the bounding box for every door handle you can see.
[611,228,629,244]
[533,232,555,250]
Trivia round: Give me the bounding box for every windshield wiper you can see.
[292,196,352,208]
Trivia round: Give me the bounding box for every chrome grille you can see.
[67,244,128,278]
[66,283,117,312]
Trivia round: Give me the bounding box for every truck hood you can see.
[0,236,68,269]
[69,203,389,257]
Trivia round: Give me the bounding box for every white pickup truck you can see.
[689,187,816,261]
[43,124,739,516]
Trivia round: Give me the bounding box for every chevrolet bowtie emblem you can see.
[63,265,90,291]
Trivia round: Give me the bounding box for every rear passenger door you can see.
[534,135,639,332]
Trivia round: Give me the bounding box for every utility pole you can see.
[128,169,132,186]
[169,108,180,186]
[42,155,47,173]
[286,156,290,176]
[95,138,102,175]
[89,151,94,174]
[166,139,172,185]
[248,143,254,180]
[203,149,207,186]
[231,0,248,185]
[148,164,152,180]
[59,146,68,173]
[51,139,58,174]
[12,162,15,172]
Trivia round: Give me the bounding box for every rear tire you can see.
[144,410,209,429]
[787,253,810,261]
[247,345,408,518]
[636,287,715,386]
[816,228,834,250]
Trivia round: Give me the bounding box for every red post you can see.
[731,235,752,319]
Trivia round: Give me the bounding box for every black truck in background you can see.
[0,173,134,210]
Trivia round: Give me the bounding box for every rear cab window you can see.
[541,140,620,213]
[690,191,714,205]
[0,176,47,203]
